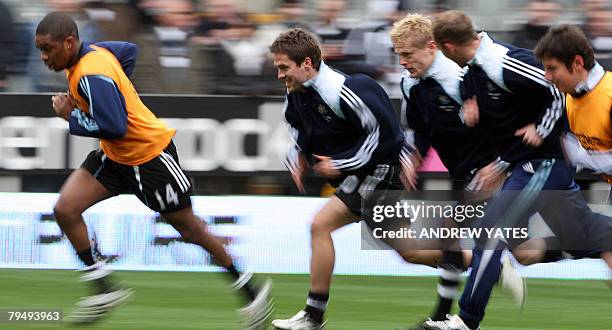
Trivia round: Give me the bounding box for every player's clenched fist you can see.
[51,92,76,120]
[515,123,544,147]
[313,154,341,179]
[461,96,479,127]
[400,151,422,191]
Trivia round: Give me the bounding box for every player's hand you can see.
[400,152,422,191]
[515,123,543,147]
[312,154,341,179]
[467,160,508,201]
[291,154,309,194]
[462,96,479,127]
[51,92,76,121]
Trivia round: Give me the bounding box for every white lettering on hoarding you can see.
[0,102,291,172]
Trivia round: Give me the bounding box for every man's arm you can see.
[0,2,15,89]
[502,49,565,145]
[400,76,431,160]
[398,76,429,189]
[328,75,399,172]
[68,75,128,139]
[562,133,612,175]
[283,98,310,192]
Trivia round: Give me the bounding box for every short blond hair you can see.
[390,13,433,49]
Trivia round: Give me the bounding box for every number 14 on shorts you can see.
[154,183,179,211]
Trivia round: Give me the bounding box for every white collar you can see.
[300,61,347,119]
[303,61,331,89]
[574,62,605,95]
[421,50,463,104]
[422,50,446,79]
[468,32,494,67]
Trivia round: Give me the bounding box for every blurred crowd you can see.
[0,0,610,96]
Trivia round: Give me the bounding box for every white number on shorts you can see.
[154,184,179,211]
[165,184,179,206]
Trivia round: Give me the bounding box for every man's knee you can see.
[512,249,543,265]
[53,202,80,225]
[311,214,341,237]
[177,227,196,244]
[399,250,421,264]
[311,218,332,237]
[164,210,204,244]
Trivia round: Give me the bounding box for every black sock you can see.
[304,291,328,324]
[77,247,112,293]
[443,250,465,270]
[77,247,96,266]
[463,318,480,330]
[541,237,564,263]
[431,251,462,321]
[226,264,257,301]
[93,277,112,293]
[542,250,564,263]
[226,264,240,279]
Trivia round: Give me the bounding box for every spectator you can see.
[276,0,308,30]
[582,0,612,69]
[310,0,383,78]
[209,21,281,95]
[193,0,244,46]
[513,0,561,49]
[130,0,204,94]
[0,1,15,92]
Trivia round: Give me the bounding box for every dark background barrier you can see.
[0,93,601,195]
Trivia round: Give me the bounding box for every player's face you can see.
[34,34,74,72]
[394,41,436,78]
[273,53,312,92]
[542,57,581,94]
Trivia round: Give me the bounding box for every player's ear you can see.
[303,57,313,70]
[573,55,584,71]
[65,34,77,50]
[427,40,437,50]
[64,35,72,49]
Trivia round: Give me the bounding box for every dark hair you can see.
[269,28,322,69]
[36,12,79,41]
[534,24,595,70]
[432,10,478,45]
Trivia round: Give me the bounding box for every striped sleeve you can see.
[502,53,565,138]
[284,125,302,176]
[399,76,415,162]
[562,133,612,175]
[330,84,381,171]
[69,75,128,139]
[400,94,416,165]
[283,97,304,176]
[400,76,430,160]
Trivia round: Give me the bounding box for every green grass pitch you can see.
[0,269,610,329]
